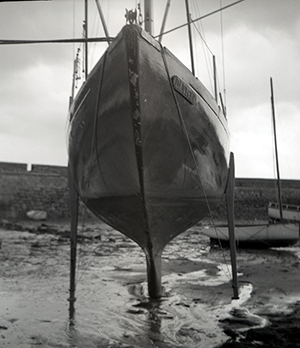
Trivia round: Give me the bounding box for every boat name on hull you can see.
[172,76,196,104]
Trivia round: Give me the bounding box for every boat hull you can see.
[202,223,300,248]
[68,24,230,254]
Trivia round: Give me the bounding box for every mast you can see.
[185,0,195,75]
[270,77,283,220]
[69,49,80,110]
[213,55,218,102]
[155,0,245,40]
[144,0,152,34]
[84,0,88,79]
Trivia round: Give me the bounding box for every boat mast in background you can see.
[158,0,171,43]
[185,0,195,75]
[144,0,152,34]
[270,77,283,220]
[84,0,88,79]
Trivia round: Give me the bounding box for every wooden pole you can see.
[270,77,283,220]
[185,0,195,75]
[219,92,226,118]
[158,0,171,43]
[68,165,79,319]
[226,152,239,299]
[84,0,88,79]
[213,55,218,102]
[144,0,152,34]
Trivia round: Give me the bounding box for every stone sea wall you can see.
[215,178,300,221]
[0,161,299,221]
[0,162,69,220]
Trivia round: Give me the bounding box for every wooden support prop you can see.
[68,164,79,319]
[226,152,239,299]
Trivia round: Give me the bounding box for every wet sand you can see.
[0,219,300,347]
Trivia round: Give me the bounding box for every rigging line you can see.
[191,21,213,56]
[190,0,213,56]
[160,44,231,280]
[190,2,215,95]
[208,223,234,279]
[201,225,232,278]
[90,2,101,68]
[94,53,109,191]
[276,103,291,179]
[184,3,232,274]
[185,0,195,75]
[178,5,230,276]
[154,0,245,39]
[191,21,214,93]
[75,52,108,286]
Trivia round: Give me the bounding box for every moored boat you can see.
[68,24,230,249]
[68,1,231,298]
[266,78,300,224]
[202,223,300,248]
[201,78,300,249]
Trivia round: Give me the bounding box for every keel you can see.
[144,248,162,298]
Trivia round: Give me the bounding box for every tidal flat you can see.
[0,219,300,348]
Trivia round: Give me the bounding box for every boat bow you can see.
[68,23,230,297]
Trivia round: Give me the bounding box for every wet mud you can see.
[0,219,300,347]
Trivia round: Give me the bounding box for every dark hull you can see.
[68,25,230,295]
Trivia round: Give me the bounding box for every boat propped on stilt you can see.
[68,0,232,299]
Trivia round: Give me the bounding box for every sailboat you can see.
[202,222,299,248]
[267,78,300,223]
[202,78,300,248]
[67,0,239,302]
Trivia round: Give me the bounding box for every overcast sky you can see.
[0,0,299,179]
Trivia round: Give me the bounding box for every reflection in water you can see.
[134,298,163,343]
[0,223,280,348]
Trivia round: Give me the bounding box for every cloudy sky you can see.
[0,0,299,179]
